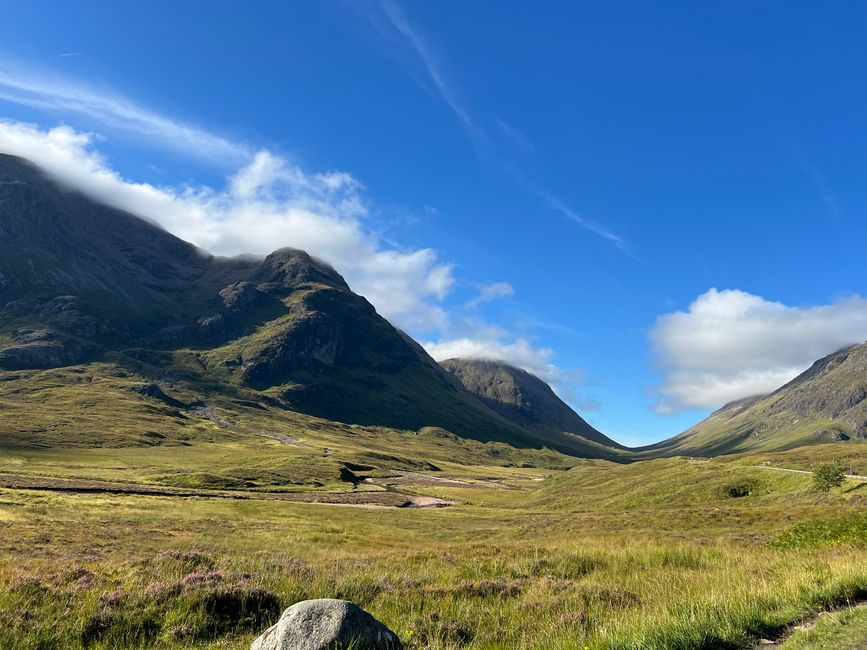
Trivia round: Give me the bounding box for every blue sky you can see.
[2,2,867,445]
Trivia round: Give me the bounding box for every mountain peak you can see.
[440,357,624,451]
[0,155,622,458]
[254,248,349,292]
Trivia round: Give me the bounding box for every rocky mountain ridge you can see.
[0,153,609,457]
[440,358,623,450]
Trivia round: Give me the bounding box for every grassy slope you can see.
[0,362,576,482]
[642,343,867,458]
[532,454,867,510]
[3,420,867,649]
[637,398,851,458]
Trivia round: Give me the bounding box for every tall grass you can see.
[2,495,866,649]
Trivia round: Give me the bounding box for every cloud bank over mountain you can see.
[651,288,867,413]
[0,114,572,393]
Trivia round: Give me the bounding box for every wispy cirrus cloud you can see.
[378,0,476,134]
[368,1,629,255]
[495,117,536,153]
[538,191,631,256]
[0,58,249,164]
[798,159,841,220]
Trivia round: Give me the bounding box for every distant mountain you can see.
[0,154,618,457]
[440,358,625,453]
[644,342,867,456]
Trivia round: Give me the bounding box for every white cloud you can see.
[424,334,556,380]
[0,119,451,332]
[651,288,867,413]
[466,282,514,308]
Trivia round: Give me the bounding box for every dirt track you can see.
[752,465,867,481]
[0,473,452,508]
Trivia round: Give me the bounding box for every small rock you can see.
[197,313,225,337]
[250,598,402,650]
[40,295,82,315]
[130,383,187,409]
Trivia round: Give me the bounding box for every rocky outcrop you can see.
[241,309,344,386]
[250,598,402,650]
[0,342,67,369]
[252,248,349,292]
[219,281,262,311]
[129,383,188,409]
[0,329,94,370]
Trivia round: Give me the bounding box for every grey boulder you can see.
[251,598,402,650]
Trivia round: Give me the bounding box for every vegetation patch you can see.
[722,480,758,498]
[772,514,867,550]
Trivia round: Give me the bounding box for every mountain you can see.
[440,358,625,453]
[0,154,613,457]
[645,342,867,456]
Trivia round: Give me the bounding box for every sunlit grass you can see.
[2,475,867,649]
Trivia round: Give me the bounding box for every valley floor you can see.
[2,439,867,649]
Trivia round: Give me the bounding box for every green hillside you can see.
[641,342,867,457]
[0,154,605,457]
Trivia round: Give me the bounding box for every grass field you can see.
[3,365,867,648]
[2,435,867,649]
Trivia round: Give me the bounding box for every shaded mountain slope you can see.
[0,154,613,456]
[644,342,867,456]
[440,358,625,453]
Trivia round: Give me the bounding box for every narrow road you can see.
[751,465,867,481]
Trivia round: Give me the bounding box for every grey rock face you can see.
[11,328,58,344]
[219,281,261,311]
[0,329,93,369]
[440,357,621,449]
[253,248,349,292]
[4,299,36,315]
[241,310,344,386]
[250,599,402,650]
[0,342,67,369]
